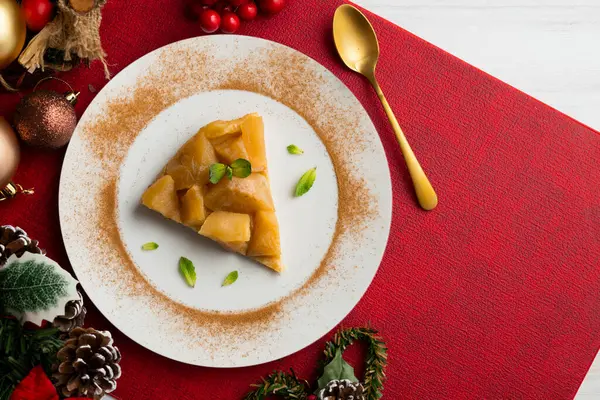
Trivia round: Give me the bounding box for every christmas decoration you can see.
[316,349,359,391]
[244,327,387,400]
[0,318,63,399]
[21,0,56,32]
[318,380,365,400]
[0,117,20,189]
[0,225,44,267]
[9,365,59,400]
[9,365,90,400]
[14,78,79,149]
[53,327,122,399]
[0,252,80,327]
[187,0,286,34]
[19,0,109,78]
[0,0,26,70]
[259,0,285,14]
[53,291,87,333]
[199,9,221,33]
[237,2,258,21]
[220,11,241,34]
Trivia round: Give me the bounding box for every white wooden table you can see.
[107,2,600,398]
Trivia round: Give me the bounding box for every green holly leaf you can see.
[141,242,159,250]
[209,163,227,184]
[222,271,238,287]
[179,257,197,288]
[287,144,304,155]
[316,348,358,391]
[230,159,252,178]
[0,253,79,326]
[294,167,317,197]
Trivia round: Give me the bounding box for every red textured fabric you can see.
[1,1,599,399]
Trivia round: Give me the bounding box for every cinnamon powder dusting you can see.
[76,40,378,353]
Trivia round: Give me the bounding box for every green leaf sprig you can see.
[287,144,304,155]
[294,167,317,197]
[316,348,358,390]
[222,271,239,287]
[179,257,197,288]
[141,242,159,251]
[209,158,252,184]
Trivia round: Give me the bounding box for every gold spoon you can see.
[333,4,438,211]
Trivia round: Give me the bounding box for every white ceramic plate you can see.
[59,35,392,367]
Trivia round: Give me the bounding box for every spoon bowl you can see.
[333,5,380,78]
[333,4,438,211]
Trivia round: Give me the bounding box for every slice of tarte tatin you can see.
[141,113,283,272]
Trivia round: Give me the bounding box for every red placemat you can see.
[1,1,599,399]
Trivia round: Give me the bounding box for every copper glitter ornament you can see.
[14,80,79,149]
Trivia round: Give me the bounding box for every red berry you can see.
[259,0,285,14]
[220,11,240,33]
[200,0,219,4]
[21,0,55,32]
[307,395,317,400]
[186,2,208,20]
[213,1,232,13]
[237,2,257,20]
[199,9,221,33]
[229,0,248,6]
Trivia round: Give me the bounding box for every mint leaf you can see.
[316,348,359,391]
[226,166,233,180]
[231,159,252,178]
[222,271,239,287]
[294,167,317,197]
[179,257,197,287]
[0,253,80,326]
[209,163,227,184]
[141,242,159,251]
[287,144,304,155]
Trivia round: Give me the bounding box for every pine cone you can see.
[53,291,87,333]
[53,327,122,399]
[0,225,44,267]
[318,379,366,400]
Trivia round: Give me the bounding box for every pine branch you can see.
[243,369,309,400]
[321,327,388,400]
[0,318,63,398]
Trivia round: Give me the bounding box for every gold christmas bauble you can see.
[0,117,20,188]
[0,0,27,70]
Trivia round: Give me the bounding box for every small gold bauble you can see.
[0,0,27,70]
[0,117,20,188]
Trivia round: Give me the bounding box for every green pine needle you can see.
[243,370,309,400]
[0,318,63,400]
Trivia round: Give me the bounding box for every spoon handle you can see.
[370,77,438,211]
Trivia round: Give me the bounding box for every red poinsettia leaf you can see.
[10,365,58,400]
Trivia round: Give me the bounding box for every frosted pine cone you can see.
[0,225,43,266]
[53,291,87,333]
[318,379,366,400]
[53,327,122,399]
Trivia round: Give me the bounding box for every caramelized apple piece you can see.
[204,173,274,213]
[141,175,181,222]
[222,241,249,255]
[181,185,207,229]
[253,256,284,272]
[213,136,249,165]
[180,131,218,166]
[247,211,280,257]
[241,114,267,172]
[202,117,245,144]
[199,211,251,243]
